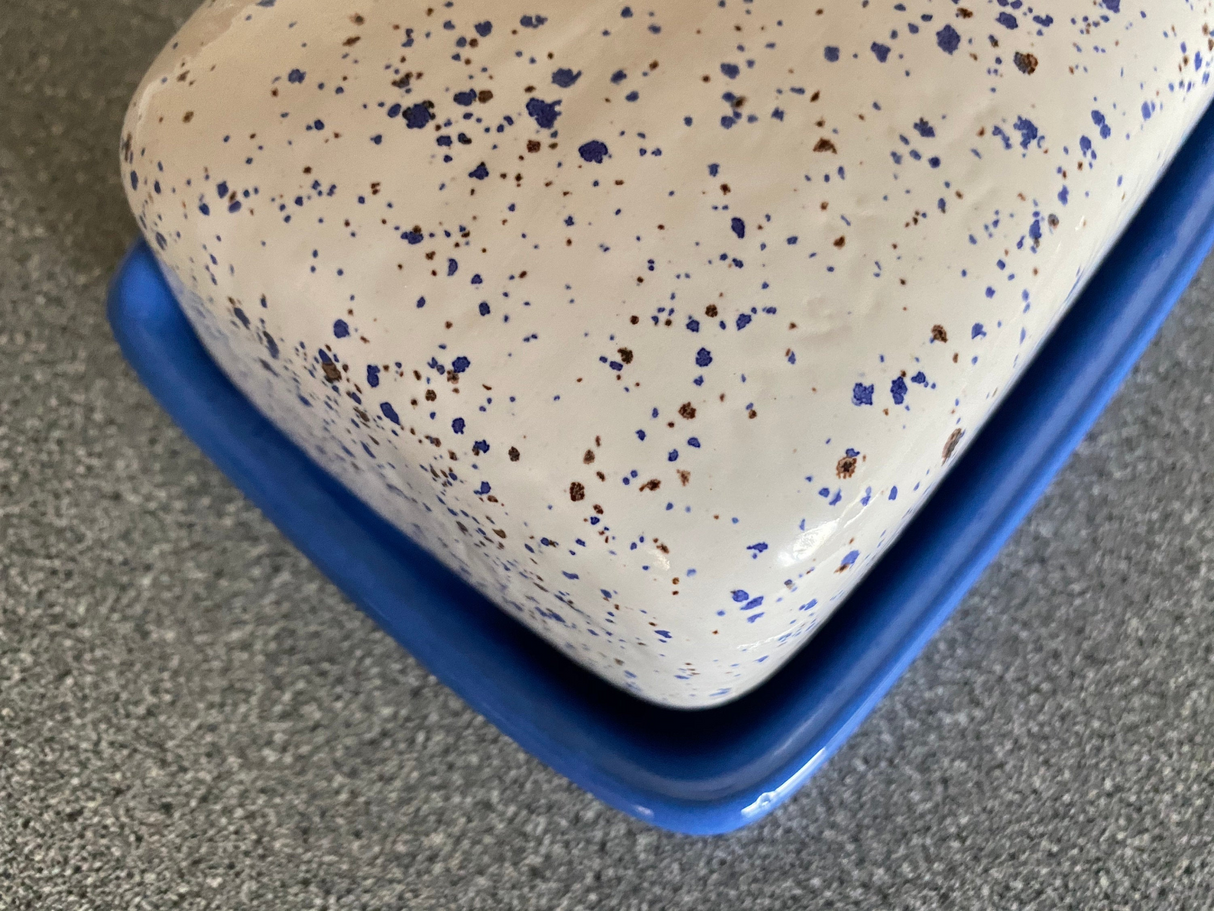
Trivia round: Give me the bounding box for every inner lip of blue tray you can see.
[110,96,1214,834]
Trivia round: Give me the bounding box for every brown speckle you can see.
[583,449,596,464]
[679,402,697,420]
[570,481,586,502]
[833,235,846,248]
[931,324,948,343]
[1014,51,1038,74]
[617,347,634,364]
[321,362,341,383]
[814,137,837,153]
[943,428,964,463]
[836,455,857,479]
[640,479,661,492]
[508,446,520,461]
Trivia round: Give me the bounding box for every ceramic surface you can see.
[122,0,1213,707]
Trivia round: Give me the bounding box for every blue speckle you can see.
[525,97,562,129]
[824,46,840,62]
[695,348,713,367]
[469,162,490,180]
[730,217,746,239]
[403,103,433,129]
[936,24,961,54]
[720,63,740,79]
[852,383,874,406]
[1013,116,1039,149]
[1092,110,1112,140]
[474,20,493,37]
[871,42,891,63]
[380,402,400,425]
[578,140,609,163]
[333,319,349,338]
[452,417,466,434]
[552,68,581,87]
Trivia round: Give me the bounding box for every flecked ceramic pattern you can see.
[121,0,1213,707]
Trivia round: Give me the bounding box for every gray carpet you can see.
[2,2,1213,908]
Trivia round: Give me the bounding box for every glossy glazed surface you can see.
[122,0,1213,706]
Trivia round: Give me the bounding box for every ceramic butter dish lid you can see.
[121,0,1214,708]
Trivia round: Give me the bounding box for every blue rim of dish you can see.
[109,100,1214,836]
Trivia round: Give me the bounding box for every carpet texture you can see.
[2,3,1213,908]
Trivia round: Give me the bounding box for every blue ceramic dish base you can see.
[108,102,1214,836]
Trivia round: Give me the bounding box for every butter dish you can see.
[113,0,1214,830]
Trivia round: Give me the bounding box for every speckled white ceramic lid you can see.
[121,0,1213,707]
